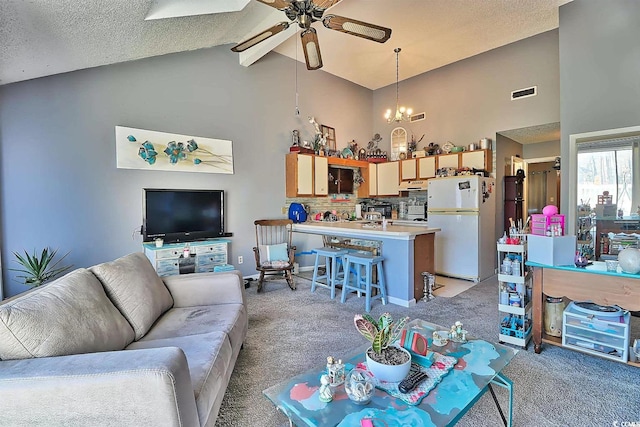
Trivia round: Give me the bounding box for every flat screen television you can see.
[143,189,225,243]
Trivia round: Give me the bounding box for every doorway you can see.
[524,158,560,217]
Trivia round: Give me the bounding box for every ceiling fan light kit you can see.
[231,0,392,71]
[385,47,413,123]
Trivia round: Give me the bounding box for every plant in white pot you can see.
[354,312,411,382]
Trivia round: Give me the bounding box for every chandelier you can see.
[385,48,412,123]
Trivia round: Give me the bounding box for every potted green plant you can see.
[354,312,411,382]
[10,248,72,287]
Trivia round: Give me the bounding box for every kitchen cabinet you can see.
[376,161,400,196]
[314,156,328,195]
[400,158,417,180]
[461,149,491,171]
[286,153,328,197]
[436,153,460,169]
[328,166,353,194]
[368,163,378,196]
[417,157,436,179]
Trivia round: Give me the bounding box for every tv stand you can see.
[143,238,231,277]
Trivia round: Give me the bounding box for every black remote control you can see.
[398,368,428,393]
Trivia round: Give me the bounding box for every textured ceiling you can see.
[0,0,571,89]
[499,122,561,144]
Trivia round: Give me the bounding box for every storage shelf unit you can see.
[497,242,532,348]
[562,301,630,363]
[143,239,231,277]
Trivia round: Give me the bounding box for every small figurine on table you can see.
[326,356,345,387]
[449,321,468,343]
[318,374,333,402]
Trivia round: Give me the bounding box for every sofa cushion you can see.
[139,304,247,352]
[0,269,135,360]
[91,253,174,340]
[126,331,233,426]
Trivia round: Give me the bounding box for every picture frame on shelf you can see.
[322,125,336,151]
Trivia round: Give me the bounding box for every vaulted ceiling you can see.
[0,0,570,89]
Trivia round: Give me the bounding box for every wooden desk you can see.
[528,261,640,367]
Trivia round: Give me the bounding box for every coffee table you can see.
[263,319,516,427]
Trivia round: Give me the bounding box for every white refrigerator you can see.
[427,175,496,282]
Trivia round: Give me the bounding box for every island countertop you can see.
[292,221,440,240]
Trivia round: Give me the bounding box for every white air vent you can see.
[410,112,426,122]
[511,86,537,100]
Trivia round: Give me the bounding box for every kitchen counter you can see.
[292,221,440,306]
[292,221,438,240]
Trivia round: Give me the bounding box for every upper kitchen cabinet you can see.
[376,161,400,196]
[286,153,328,197]
[417,156,436,179]
[314,156,329,195]
[328,166,353,194]
[368,163,378,197]
[400,158,417,181]
[437,153,460,169]
[461,149,492,172]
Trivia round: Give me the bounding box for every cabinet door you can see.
[314,156,328,195]
[368,163,378,196]
[297,154,314,195]
[461,150,488,170]
[400,159,417,180]
[436,153,460,169]
[377,161,400,196]
[418,157,436,179]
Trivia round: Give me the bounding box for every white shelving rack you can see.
[497,242,532,348]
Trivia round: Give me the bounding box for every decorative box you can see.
[530,214,565,236]
[527,235,576,266]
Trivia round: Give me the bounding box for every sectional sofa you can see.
[0,252,248,426]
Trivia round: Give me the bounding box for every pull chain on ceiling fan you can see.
[231,0,392,71]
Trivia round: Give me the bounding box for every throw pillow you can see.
[91,252,174,340]
[258,243,289,265]
[0,269,136,360]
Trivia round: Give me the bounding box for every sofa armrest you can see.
[163,270,246,308]
[0,347,199,427]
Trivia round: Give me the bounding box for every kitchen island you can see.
[292,221,440,306]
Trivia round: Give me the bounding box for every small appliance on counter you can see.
[406,204,427,221]
[288,203,308,223]
[367,203,392,219]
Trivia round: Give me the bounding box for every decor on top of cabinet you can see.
[116,126,233,174]
[409,133,424,154]
[425,142,440,156]
[321,125,336,151]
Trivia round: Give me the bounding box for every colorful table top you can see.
[263,319,517,427]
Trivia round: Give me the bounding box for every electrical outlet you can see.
[282,206,288,214]
[238,256,243,264]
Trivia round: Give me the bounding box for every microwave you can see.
[368,203,392,219]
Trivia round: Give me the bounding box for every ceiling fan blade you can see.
[256,0,291,10]
[322,14,392,43]
[300,28,323,70]
[231,22,290,52]
[311,0,342,10]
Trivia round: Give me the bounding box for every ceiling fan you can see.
[231,0,392,70]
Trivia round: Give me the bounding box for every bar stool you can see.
[341,253,387,312]
[310,247,349,299]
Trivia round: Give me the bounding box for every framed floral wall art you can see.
[115,126,234,174]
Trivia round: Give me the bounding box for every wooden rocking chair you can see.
[253,219,296,292]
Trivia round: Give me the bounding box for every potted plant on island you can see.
[354,312,411,382]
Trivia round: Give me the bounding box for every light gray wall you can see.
[0,47,373,297]
[558,0,640,215]
[522,140,560,159]
[371,30,560,155]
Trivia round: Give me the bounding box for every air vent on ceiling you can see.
[511,86,537,100]
[410,112,426,122]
